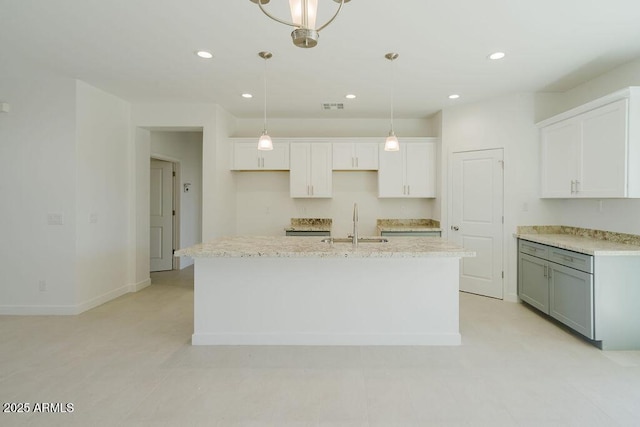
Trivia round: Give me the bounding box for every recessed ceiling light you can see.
[196,50,213,59]
[448,94,460,99]
[488,51,505,60]
[345,94,356,99]
[241,93,253,99]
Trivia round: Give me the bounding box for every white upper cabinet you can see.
[230,140,289,170]
[378,140,437,198]
[539,87,640,198]
[290,142,332,198]
[332,142,379,170]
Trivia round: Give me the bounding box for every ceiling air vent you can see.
[322,103,344,110]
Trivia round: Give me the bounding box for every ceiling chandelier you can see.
[384,52,400,152]
[250,0,350,48]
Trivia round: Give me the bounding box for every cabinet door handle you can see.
[407,185,411,195]
[548,268,552,279]
[258,157,261,168]
[544,265,547,278]
[307,185,310,195]
[355,157,359,168]
[571,180,576,194]
[311,185,314,196]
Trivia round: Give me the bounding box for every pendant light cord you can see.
[390,57,394,133]
[263,56,268,133]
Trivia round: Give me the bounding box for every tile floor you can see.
[1,266,640,426]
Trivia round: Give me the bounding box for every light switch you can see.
[47,213,64,225]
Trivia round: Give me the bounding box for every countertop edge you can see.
[514,233,640,256]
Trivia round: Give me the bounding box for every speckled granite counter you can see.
[376,218,442,234]
[514,226,640,256]
[284,218,332,233]
[176,236,474,259]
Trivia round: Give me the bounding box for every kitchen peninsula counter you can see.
[177,236,474,347]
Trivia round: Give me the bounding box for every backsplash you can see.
[517,225,640,246]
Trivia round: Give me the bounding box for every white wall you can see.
[75,81,132,310]
[150,131,203,268]
[0,60,137,314]
[537,58,640,236]
[442,93,557,302]
[0,60,78,313]
[233,118,435,138]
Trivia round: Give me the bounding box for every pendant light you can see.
[250,0,350,48]
[384,52,400,152]
[257,51,274,151]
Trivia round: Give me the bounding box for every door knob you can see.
[451,226,459,231]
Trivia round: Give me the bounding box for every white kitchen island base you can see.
[192,256,462,346]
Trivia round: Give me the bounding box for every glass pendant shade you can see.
[384,132,400,152]
[289,0,318,28]
[258,131,273,151]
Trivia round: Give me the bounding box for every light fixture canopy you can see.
[250,0,350,48]
[258,51,274,151]
[384,52,400,152]
[488,51,506,60]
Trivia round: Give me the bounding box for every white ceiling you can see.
[3,0,640,119]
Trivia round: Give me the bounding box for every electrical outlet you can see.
[38,280,47,292]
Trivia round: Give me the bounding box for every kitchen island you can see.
[176,236,474,346]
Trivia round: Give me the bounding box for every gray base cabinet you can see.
[518,238,640,350]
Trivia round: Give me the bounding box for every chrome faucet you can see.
[352,202,359,246]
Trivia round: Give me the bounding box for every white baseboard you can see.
[75,284,130,314]
[192,333,462,346]
[130,278,151,292]
[0,278,152,316]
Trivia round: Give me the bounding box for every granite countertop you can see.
[515,226,640,256]
[284,218,332,232]
[376,218,442,233]
[176,236,475,259]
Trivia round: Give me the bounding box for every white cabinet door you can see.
[378,142,436,198]
[539,88,640,199]
[231,142,289,170]
[332,142,379,170]
[540,120,580,198]
[332,143,355,170]
[579,99,628,198]
[353,143,379,170]
[290,143,332,198]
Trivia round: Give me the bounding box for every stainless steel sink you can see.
[321,237,389,244]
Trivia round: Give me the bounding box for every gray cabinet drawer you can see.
[519,240,549,258]
[548,247,593,273]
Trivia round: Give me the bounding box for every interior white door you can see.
[150,159,173,272]
[451,149,504,299]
